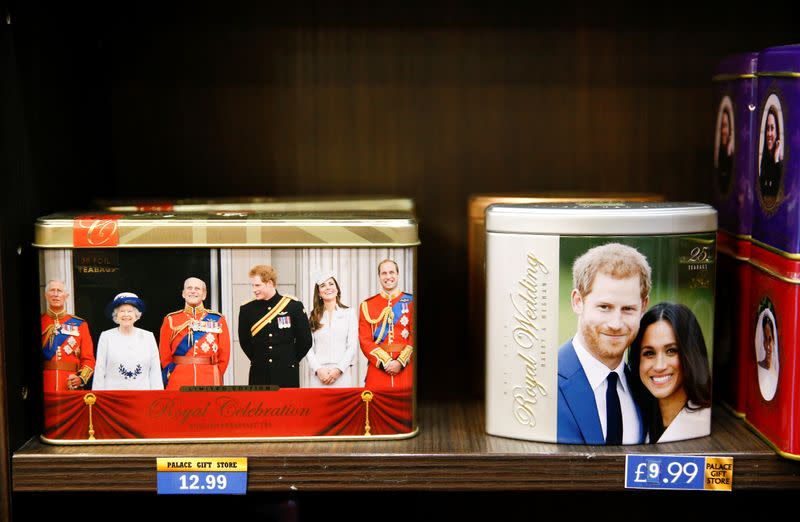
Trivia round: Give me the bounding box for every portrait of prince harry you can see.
[557,242,651,445]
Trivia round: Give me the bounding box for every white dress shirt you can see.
[573,335,641,444]
[304,306,358,388]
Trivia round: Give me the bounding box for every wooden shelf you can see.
[12,402,800,492]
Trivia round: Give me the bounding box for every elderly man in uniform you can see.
[159,277,231,389]
[40,279,95,391]
[359,259,414,390]
[238,265,312,387]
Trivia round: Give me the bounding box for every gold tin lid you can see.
[96,196,416,214]
[34,210,420,248]
[468,192,663,219]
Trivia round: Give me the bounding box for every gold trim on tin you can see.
[747,257,800,284]
[750,237,800,260]
[34,216,420,248]
[100,197,416,213]
[743,418,800,461]
[719,401,747,420]
[39,427,421,445]
[718,231,752,241]
[718,249,750,263]
[712,73,757,81]
[756,71,800,78]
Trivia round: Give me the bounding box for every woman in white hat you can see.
[92,292,164,390]
[304,271,358,387]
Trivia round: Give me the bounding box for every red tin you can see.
[714,231,751,417]
[746,242,800,459]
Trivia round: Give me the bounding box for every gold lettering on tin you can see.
[510,253,550,428]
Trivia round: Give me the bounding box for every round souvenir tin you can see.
[485,202,717,445]
[35,208,419,443]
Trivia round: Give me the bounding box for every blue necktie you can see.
[606,372,623,445]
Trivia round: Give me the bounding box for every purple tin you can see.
[713,53,758,237]
[752,45,800,255]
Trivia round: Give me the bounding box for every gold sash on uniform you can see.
[250,296,292,336]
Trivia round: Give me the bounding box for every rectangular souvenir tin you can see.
[468,193,663,397]
[712,53,758,237]
[752,45,800,255]
[485,202,716,445]
[713,232,751,417]
[744,242,800,459]
[35,209,419,443]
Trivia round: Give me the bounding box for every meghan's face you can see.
[638,320,684,401]
[318,278,338,303]
[762,321,775,367]
[766,113,777,152]
[720,112,731,146]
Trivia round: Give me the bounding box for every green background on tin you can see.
[557,234,716,365]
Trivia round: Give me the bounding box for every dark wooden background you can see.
[2,1,799,518]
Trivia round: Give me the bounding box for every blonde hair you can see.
[248,265,278,285]
[572,243,651,300]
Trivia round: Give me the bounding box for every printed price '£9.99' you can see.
[625,455,733,491]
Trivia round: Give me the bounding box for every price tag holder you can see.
[157,458,247,495]
[625,455,733,491]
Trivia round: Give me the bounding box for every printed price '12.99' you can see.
[179,474,228,491]
[156,458,248,495]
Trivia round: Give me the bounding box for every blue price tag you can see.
[157,471,247,495]
[156,458,248,495]
[625,455,707,491]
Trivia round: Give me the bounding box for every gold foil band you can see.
[35,217,420,248]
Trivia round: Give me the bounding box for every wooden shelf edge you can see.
[12,402,800,491]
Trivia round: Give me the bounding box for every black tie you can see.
[606,371,623,445]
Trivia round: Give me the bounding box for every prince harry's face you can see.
[571,272,647,369]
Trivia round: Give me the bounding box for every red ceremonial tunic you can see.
[41,311,95,392]
[159,305,231,390]
[358,289,414,390]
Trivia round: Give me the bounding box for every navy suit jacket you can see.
[557,339,644,444]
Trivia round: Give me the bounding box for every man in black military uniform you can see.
[238,264,312,387]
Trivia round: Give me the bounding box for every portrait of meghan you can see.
[628,302,712,443]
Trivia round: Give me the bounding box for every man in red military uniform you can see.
[40,279,95,392]
[359,259,414,390]
[159,277,231,389]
